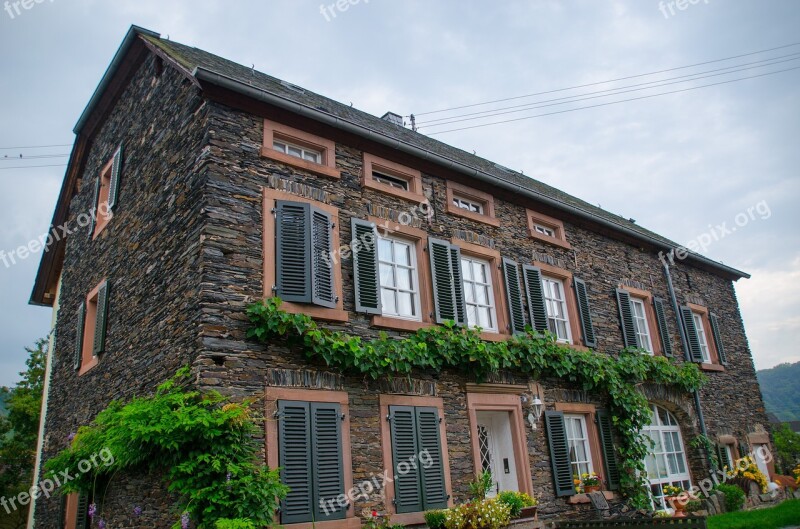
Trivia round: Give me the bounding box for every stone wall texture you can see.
[34,49,771,528]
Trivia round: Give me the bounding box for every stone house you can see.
[28,26,773,528]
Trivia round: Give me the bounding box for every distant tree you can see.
[0,339,46,529]
[757,361,800,422]
[773,423,800,475]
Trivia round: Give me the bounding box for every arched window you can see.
[642,404,692,510]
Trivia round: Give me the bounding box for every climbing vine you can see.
[44,368,287,529]
[247,298,707,509]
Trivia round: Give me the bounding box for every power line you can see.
[0,144,72,150]
[427,66,800,135]
[417,53,800,127]
[0,154,70,161]
[411,42,800,117]
[419,56,800,129]
[0,164,67,170]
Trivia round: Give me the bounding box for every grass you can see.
[707,499,800,529]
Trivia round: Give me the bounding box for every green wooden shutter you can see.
[278,401,314,524]
[595,410,620,491]
[718,443,732,470]
[276,201,312,303]
[652,297,673,357]
[615,289,639,348]
[74,302,85,370]
[75,493,89,529]
[573,277,596,347]
[429,238,457,324]
[58,494,67,529]
[450,246,467,326]
[108,144,123,211]
[709,313,728,365]
[544,411,576,497]
[311,403,346,521]
[310,207,336,308]
[680,306,704,362]
[502,258,526,334]
[415,407,448,510]
[389,406,423,513]
[522,265,548,332]
[88,177,101,238]
[93,282,110,356]
[351,218,381,314]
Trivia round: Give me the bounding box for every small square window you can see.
[527,210,570,249]
[373,171,410,191]
[273,139,322,164]
[533,224,555,237]
[453,195,485,214]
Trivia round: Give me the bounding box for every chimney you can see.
[381,112,404,127]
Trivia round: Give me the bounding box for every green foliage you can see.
[468,471,494,500]
[44,368,287,529]
[707,499,800,529]
[714,483,746,513]
[424,509,447,529]
[247,298,707,510]
[496,491,537,518]
[0,338,46,529]
[757,362,800,421]
[214,519,256,529]
[689,434,719,470]
[443,498,511,529]
[773,423,800,474]
[684,499,704,513]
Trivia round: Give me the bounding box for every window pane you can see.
[378,239,393,262]
[288,145,302,157]
[461,259,473,280]
[273,141,287,153]
[476,285,489,305]
[478,306,492,328]
[396,243,411,266]
[381,288,396,313]
[380,264,395,287]
[397,292,414,317]
[397,268,412,290]
[475,262,487,283]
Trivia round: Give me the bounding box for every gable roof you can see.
[31,26,748,305]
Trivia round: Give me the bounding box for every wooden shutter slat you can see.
[276,201,312,303]
[502,257,526,334]
[449,246,466,326]
[351,218,381,314]
[429,238,457,324]
[75,493,89,529]
[615,289,639,348]
[595,410,621,491]
[310,207,336,308]
[544,411,576,497]
[652,297,673,357]
[278,401,314,524]
[74,302,85,371]
[93,282,110,356]
[573,277,596,347]
[390,406,423,513]
[415,407,448,510]
[680,306,705,362]
[522,265,548,332]
[108,144,123,211]
[709,313,728,365]
[311,402,346,521]
[718,443,732,470]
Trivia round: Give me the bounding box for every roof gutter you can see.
[192,66,748,281]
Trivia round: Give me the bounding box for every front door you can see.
[476,411,519,496]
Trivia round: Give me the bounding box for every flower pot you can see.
[584,485,601,493]
[667,497,687,517]
[519,506,538,519]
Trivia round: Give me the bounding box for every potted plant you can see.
[497,491,538,519]
[662,485,688,517]
[580,472,602,493]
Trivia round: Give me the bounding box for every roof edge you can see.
[192,66,750,281]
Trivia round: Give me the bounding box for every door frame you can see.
[467,392,533,496]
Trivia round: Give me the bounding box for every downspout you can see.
[662,262,714,469]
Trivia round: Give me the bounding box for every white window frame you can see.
[534,224,556,237]
[452,195,485,214]
[542,276,572,343]
[564,414,594,479]
[631,298,654,354]
[272,138,323,164]
[372,171,409,191]
[460,256,498,332]
[721,444,734,470]
[642,405,692,511]
[692,313,712,363]
[377,235,421,321]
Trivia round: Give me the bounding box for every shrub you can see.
[424,509,447,529]
[497,491,537,518]
[215,520,255,529]
[715,483,746,512]
[684,500,703,513]
[469,471,495,500]
[443,499,511,529]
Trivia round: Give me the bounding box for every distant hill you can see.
[757,362,800,422]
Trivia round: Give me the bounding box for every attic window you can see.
[273,139,322,164]
[372,171,409,191]
[261,120,340,179]
[533,224,555,237]
[361,153,426,204]
[527,209,570,249]
[445,181,499,227]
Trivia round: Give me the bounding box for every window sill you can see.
[371,316,433,332]
[445,203,500,227]
[279,517,361,529]
[700,363,725,372]
[260,147,341,179]
[362,178,428,204]
[78,356,100,376]
[276,299,349,323]
[479,331,509,342]
[528,230,571,249]
[567,491,615,504]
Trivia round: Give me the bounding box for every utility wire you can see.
[418,53,800,126]
[419,56,800,129]
[427,66,800,135]
[0,154,70,161]
[0,164,68,170]
[0,143,72,150]
[411,42,800,117]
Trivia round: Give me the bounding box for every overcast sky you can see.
[1,0,798,387]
